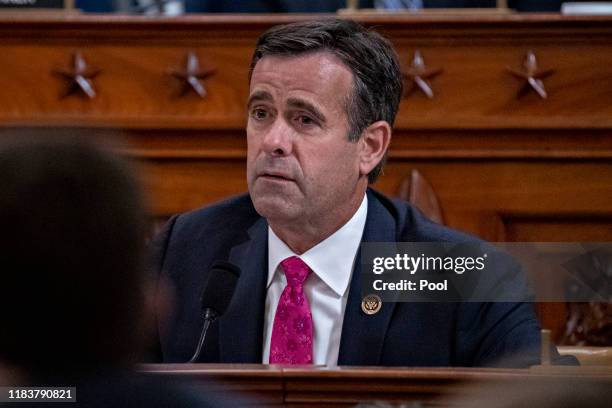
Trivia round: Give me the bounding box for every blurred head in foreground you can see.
[0,129,147,380]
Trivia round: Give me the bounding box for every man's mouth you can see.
[259,172,294,182]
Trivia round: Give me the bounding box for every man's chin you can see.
[250,194,300,223]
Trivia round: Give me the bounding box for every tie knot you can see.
[280,256,311,287]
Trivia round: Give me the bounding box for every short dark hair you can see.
[0,129,147,375]
[250,18,403,183]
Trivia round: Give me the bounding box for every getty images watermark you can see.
[360,242,612,302]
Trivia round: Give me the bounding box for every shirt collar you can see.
[267,194,368,297]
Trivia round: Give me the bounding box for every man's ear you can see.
[358,120,391,176]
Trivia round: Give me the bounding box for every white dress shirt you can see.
[262,195,368,366]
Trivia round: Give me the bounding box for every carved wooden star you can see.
[54,52,100,99]
[402,50,443,99]
[171,52,216,98]
[506,51,555,99]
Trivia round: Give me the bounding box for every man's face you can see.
[246,52,365,227]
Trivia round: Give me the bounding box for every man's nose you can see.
[261,119,293,157]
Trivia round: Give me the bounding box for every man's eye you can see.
[252,109,268,120]
[298,115,315,126]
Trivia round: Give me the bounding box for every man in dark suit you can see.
[152,19,572,367]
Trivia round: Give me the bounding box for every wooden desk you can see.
[140,364,612,406]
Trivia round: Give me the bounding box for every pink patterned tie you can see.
[269,256,313,364]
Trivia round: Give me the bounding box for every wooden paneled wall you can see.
[1,14,611,344]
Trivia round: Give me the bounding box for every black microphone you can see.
[188,261,240,363]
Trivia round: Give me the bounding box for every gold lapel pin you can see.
[361,294,382,315]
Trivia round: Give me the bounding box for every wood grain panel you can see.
[393,45,612,129]
[1,14,611,346]
[1,14,611,130]
[139,159,247,217]
[139,364,612,407]
[505,218,612,242]
[380,160,612,222]
[0,45,252,127]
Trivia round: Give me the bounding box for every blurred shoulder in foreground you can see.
[0,129,240,407]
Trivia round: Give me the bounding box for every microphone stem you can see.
[188,309,217,363]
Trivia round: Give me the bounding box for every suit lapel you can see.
[338,191,399,366]
[219,217,268,363]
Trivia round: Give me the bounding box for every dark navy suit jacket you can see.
[151,189,573,367]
